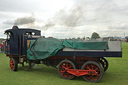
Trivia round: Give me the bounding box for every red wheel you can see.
[10,57,18,71]
[58,60,76,80]
[81,61,104,83]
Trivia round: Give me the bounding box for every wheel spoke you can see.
[94,66,99,71]
[68,64,72,69]
[62,64,66,69]
[86,65,90,70]
[66,63,68,68]
[91,64,94,70]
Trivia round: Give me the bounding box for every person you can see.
[0,43,4,52]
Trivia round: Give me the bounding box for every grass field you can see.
[0,42,128,85]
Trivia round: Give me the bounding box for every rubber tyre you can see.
[10,57,18,71]
[100,57,108,72]
[58,60,76,80]
[81,61,104,83]
[22,59,31,71]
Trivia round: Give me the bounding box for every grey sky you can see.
[0,0,128,38]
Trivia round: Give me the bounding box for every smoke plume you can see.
[12,3,85,30]
[38,4,85,30]
[14,16,35,25]
[42,21,55,30]
[54,4,85,27]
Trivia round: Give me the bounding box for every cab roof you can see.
[5,26,41,36]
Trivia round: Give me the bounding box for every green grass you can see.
[0,42,128,85]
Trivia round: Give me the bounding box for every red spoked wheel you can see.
[100,57,108,72]
[10,57,18,71]
[81,61,104,83]
[58,60,76,80]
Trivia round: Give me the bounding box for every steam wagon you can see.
[4,26,122,83]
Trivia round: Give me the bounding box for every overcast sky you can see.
[0,0,128,39]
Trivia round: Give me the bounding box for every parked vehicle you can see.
[4,26,122,82]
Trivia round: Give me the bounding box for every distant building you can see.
[103,37,115,41]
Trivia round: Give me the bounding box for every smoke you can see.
[37,4,85,30]
[10,3,85,30]
[11,3,86,31]
[41,21,55,30]
[14,16,35,26]
[54,4,85,27]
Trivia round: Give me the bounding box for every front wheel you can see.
[81,61,104,83]
[10,57,18,71]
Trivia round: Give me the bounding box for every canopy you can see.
[27,38,108,60]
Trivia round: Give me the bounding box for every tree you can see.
[91,32,100,39]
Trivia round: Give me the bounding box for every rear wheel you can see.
[10,57,18,71]
[58,60,76,80]
[100,57,108,72]
[22,59,32,70]
[81,61,104,83]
